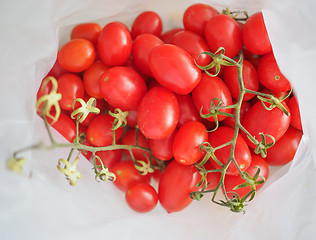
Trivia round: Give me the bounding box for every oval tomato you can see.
[176,94,202,129]
[70,23,101,46]
[131,11,163,39]
[149,44,201,95]
[223,100,251,128]
[47,112,76,143]
[94,149,123,171]
[158,160,201,213]
[160,28,183,43]
[288,96,302,131]
[137,87,179,139]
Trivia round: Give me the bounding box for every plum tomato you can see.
[173,121,208,165]
[149,44,202,95]
[58,39,96,72]
[242,12,272,55]
[94,149,123,171]
[192,73,232,122]
[158,160,201,213]
[223,100,251,128]
[257,52,291,92]
[47,112,76,143]
[265,126,302,166]
[70,23,101,46]
[224,155,269,199]
[183,3,219,37]
[131,11,163,39]
[176,94,202,129]
[204,14,242,58]
[125,183,158,213]
[137,87,179,140]
[99,66,147,111]
[288,96,302,131]
[208,126,252,175]
[98,22,132,66]
[160,28,184,43]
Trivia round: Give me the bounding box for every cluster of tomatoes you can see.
[37,3,303,213]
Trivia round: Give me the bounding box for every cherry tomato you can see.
[176,94,202,129]
[86,114,123,147]
[224,155,269,199]
[265,126,302,166]
[112,160,151,192]
[125,183,158,213]
[58,39,96,72]
[47,112,76,143]
[223,100,251,128]
[242,12,272,55]
[57,73,85,111]
[223,59,259,101]
[99,66,147,111]
[288,96,302,131]
[173,121,208,165]
[83,60,109,99]
[98,22,132,66]
[242,101,291,148]
[171,30,211,66]
[132,33,164,77]
[208,126,252,175]
[131,11,163,39]
[94,149,123,171]
[137,87,179,139]
[183,3,219,37]
[158,160,201,213]
[257,52,291,92]
[160,28,184,43]
[126,109,138,127]
[205,14,242,58]
[192,73,232,122]
[70,23,101,46]
[149,44,201,95]
[46,59,68,79]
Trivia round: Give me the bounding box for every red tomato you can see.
[204,162,221,191]
[94,149,123,171]
[98,22,132,66]
[223,100,251,128]
[58,39,96,72]
[183,3,219,37]
[126,109,138,127]
[132,33,164,77]
[223,59,259,101]
[158,160,201,213]
[149,44,202,95]
[205,14,242,58]
[46,59,68,79]
[192,73,232,122]
[173,121,208,165]
[208,126,252,175]
[70,23,101,46]
[149,129,177,161]
[171,30,211,66]
[288,96,302,131]
[99,66,147,111]
[224,155,269,199]
[176,94,202,129]
[86,114,123,147]
[123,56,150,84]
[257,52,291,92]
[265,126,302,165]
[112,160,151,192]
[47,112,76,143]
[242,101,291,148]
[125,183,158,213]
[57,73,85,111]
[83,60,109,99]
[131,11,163,39]
[137,87,179,139]
[242,12,272,55]
[160,28,184,43]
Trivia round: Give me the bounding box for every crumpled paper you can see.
[0,0,315,239]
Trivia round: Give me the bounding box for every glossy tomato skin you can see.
[57,73,85,111]
[192,73,232,122]
[99,66,147,111]
[131,11,163,39]
[98,22,132,66]
[183,3,219,37]
[224,155,269,199]
[205,14,242,58]
[265,126,302,166]
[176,94,202,129]
[171,30,211,66]
[47,112,76,143]
[112,160,151,192]
[173,121,208,165]
[208,126,252,175]
[149,44,201,95]
[132,33,164,77]
[242,101,291,148]
[86,114,123,147]
[125,183,158,213]
[137,87,179,139]
[288,96,302,131]
[71,23,101,46]
[223,100,251,128]
[58,39,96,72]
[257,52,291,92]
[223,59,259,101]
[158,160,201,213]
[160,28,184,43]
[94,149,123,171]
[242,12,272,55]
